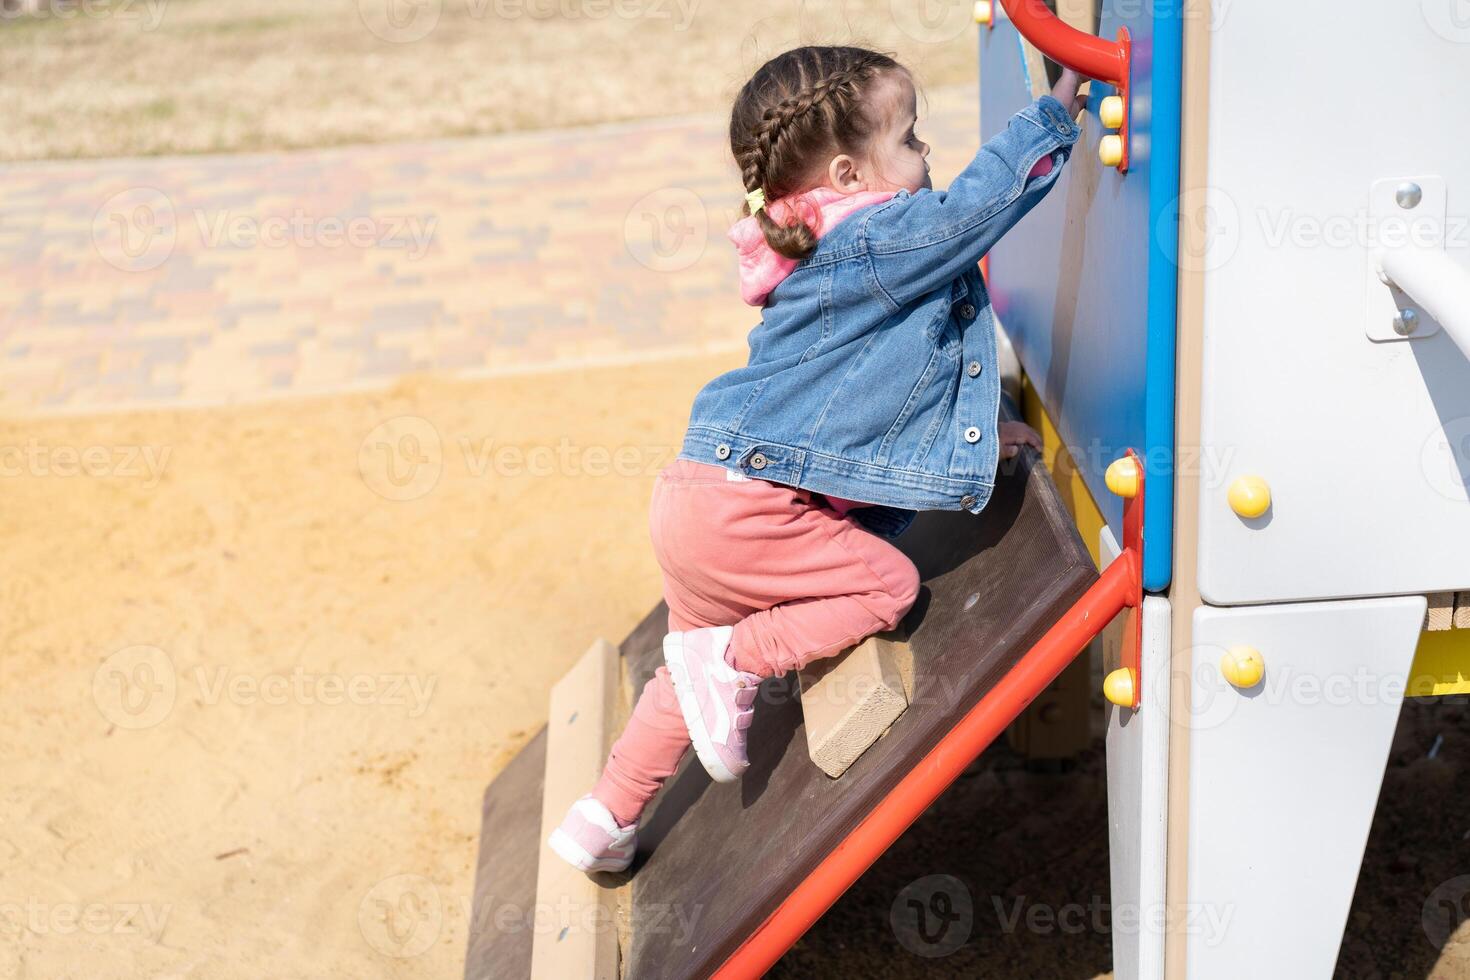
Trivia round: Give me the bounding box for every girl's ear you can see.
[826,154,865,194]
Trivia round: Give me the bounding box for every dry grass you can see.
[0,0,979,161]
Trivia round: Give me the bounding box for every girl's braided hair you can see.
[731,46,904,261]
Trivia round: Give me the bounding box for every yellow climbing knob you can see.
[1105,456,1140,499]
[973,0,993,25]
[1103,668,1135,707]
[1227,475,1272,519]
[1221,645,1265,689]
[1099,134,1124,168]
[1099,95,1125,129]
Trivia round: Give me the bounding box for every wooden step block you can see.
[1427,592,1456,631]
[1456,592,1470,630]
[530,639,621,980]
[798,633,909,778]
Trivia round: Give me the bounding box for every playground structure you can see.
[467,1,1470,976]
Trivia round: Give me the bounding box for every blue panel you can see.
[978,3,1180,591]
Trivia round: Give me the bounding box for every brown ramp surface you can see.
[465,728,545,980]
[465,447,1094,978]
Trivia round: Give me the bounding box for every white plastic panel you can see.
[1184,595,1425,979]
[1195,0,1470,604]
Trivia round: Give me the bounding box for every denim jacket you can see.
[679,95,1081,538]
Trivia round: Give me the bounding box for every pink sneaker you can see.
[548,795,637,873]
[662,626,760,783]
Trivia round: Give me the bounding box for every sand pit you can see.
[0,352,738,977]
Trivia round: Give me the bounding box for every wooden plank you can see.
[1426,592,1456,631]
[798,633,909,778]
[1456,592,1470,630]
[530,639,620,980]
[464,727,546,980]
[620,439,1096,978]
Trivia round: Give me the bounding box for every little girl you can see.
[550,45,1087,873]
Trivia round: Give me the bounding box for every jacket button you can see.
[961,494,977,508]
[964,426,982,443]
[749,452,768,470]
[967,361,982,378]
[715,444,731,460]
[958,303,977,320]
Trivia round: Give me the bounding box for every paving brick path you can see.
[0,84,977,414]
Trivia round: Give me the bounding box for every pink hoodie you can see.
[727,186,897,307]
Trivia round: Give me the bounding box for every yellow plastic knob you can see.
[1099,95,1125,129]
[1099,134,1124,168]
[1221,645,1265,688]
[1227,475,1271,519]
[973,0,993,25]
[1103,668,1135,707]
[1105,456,1140,499]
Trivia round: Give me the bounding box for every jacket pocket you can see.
[876,344,944,467]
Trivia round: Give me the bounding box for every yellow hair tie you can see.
[745,188,766,215]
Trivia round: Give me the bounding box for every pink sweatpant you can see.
[591,459,921,827]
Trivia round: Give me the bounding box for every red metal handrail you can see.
[998,0,1128,86]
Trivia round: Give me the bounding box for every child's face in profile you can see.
[857,70,932,194]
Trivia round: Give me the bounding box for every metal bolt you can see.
[1393,308,1419,336]
[1395,182,1423,209]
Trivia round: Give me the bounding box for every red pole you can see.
[998,0,1129,86]
[712,549,1140,979]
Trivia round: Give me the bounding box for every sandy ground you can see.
[0,0,980,161]
[0,353,738,977]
